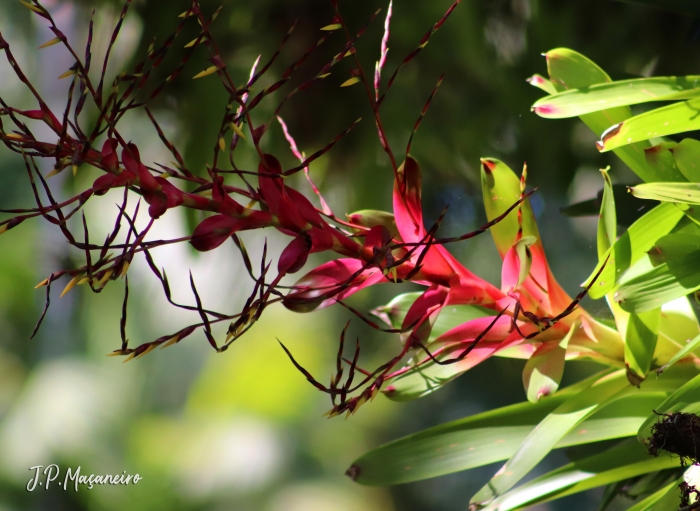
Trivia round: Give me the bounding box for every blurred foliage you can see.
[2,0,700,510]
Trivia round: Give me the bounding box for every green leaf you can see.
[480,158,539,257]
[532,76,700,119]
[644,143,689,183]
[598,98,700,152]
[630,182,700,204]
[543,48,660,183]
[624,481,682,511]
[624,309,661,382]
[671,138,700,182]
[656,333,700,374]
[479,439,679,511]
[470,370,630,506]
[354,366,695,487]
[351,369,661,486]
[584,203,684,299]
[526,73,559,95]
[615,234,700,312]
[655,297,700,369]
[522,320,574,403]
[471,365,695,507]
[598,167,617,260]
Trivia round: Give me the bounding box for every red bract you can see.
[0,0,621,419]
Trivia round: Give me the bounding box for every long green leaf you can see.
[615,233,700,312]
[598,98,700,152]
[624,481,682,511]
[630,182,700,204]
[481,439,679,511]
[351,372,610,485]
[532,76,700,119]
[542,48,660,182]
[625,309,660,382]
[657,333,700,374]
[470,370,630,506]
[671,138,700,181]
[471,364,695,507]
[598,167,617,260]
[584,203,684,299]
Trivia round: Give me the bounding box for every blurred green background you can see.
[1,0,699,510]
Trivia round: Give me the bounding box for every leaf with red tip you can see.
[278,235,311,274]
[393,157,456,278]
[480,158,570,315]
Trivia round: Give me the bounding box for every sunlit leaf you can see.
[671,138,700,182]
[544,48,661,182]
[598,167,616,260]
[615,233,700,312]
[624,309,660,382]
[480,439,679,511]
[351,370,669,486]
[584,203,684,299]
[630,182,700,204]
[656,333,700,374]
[597,98,700,152]
[532,76,700,118]
[471,365,694,507]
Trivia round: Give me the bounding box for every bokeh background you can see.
[1,0,699,510]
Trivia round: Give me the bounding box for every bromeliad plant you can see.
[3,0,700,509]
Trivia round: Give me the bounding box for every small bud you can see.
[340,77,361,87]
[106,349,128,357]
[320,23,342,31]
[230,122,246,139]
[38,37,62,49]
[20,1,46,15]
[34,278,49,289]
[97,269,114,288]
[184,37,204,48]
[160,335,180,349]
[192,66,218,79]
[138,344,158,359]
[57,69,75,79]
[120,261,130,278]
[218,136,226,151]
[60,275,81,297]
